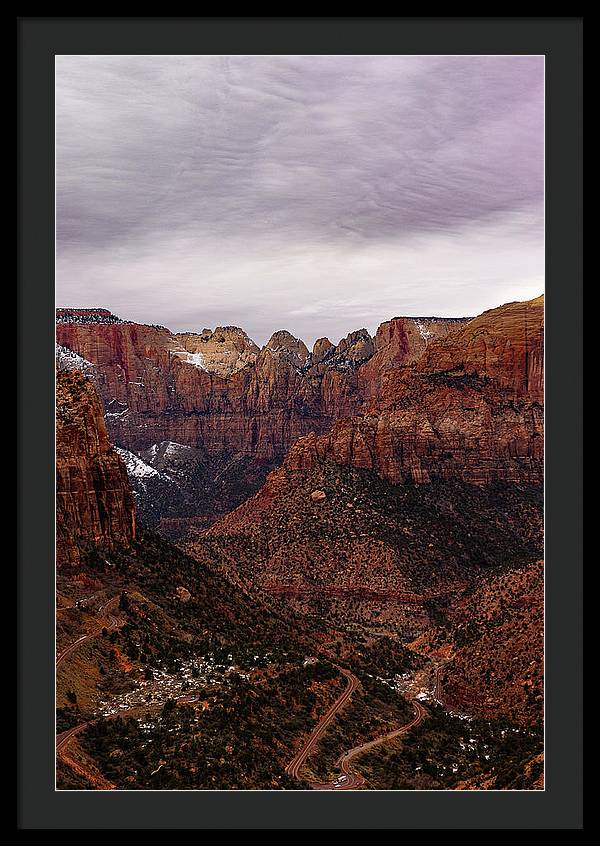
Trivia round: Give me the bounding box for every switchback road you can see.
[285,667,359,782]
[319,700,427,790]
[285,662,427,790]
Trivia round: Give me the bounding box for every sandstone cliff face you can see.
[56,369,136,567]
[56,299,542,537]
[359,316,471,405]
[419,296,544,402]
[175,326,259,377]
[284,297,544,485]
[285,389,543,486]
[56,311,470,465]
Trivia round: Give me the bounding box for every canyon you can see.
[56,309,472,463]
[55,295,544,790]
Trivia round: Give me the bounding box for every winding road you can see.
[320,700,427,790]
[56,721,91,754]
[285,665,427,790]
[285,667,359,782]
[56,596,121,669]
[56,692,203,789]
[57,606,431,792]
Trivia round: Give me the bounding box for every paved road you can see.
[56,692,202,784]
[330,700,427,789]
[285,667,359,782]
[56,596,120,669]
[338,699,427,775]
[284,668,427,791]
[56,721,91,753]
[285,665,427,790]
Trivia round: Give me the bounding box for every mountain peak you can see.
[265,331,309,367]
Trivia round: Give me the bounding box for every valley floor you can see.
[56,536,543,791]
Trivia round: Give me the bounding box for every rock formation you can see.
[284,297,544,486]
[418,296,544,402]
[191,295,544,629]
[56,369,136,567]
[175,326,260,377]
[56,308,469,465]
[56,298,542,531]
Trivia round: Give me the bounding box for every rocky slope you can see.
[438,559,544,726]
[187,296,544,635]
[196,459,543,636]
[56,369,136,567]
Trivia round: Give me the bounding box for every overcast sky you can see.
[56,55,543,347]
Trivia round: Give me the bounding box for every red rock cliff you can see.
[284,296,544,485]
[419,296,544,402]
[56,369,136,567]
[56,313,468,463]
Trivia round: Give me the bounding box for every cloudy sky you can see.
[56,55,543,347]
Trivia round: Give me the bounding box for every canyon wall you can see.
[56,369,136,567]
[56,310,469,463]
[56,298,543,535]
[197,296,544,633]
[284,296,544,485]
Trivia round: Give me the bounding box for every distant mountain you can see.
[56,308,472,536]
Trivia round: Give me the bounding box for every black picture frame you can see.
[18,17,583,829]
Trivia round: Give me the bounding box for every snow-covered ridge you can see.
[55,344,96,376]
[162,441,193,458]
[140,441,199,480]
[116,441,198,490]
[114,447,161,479]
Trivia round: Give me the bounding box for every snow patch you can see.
[415,320,433,341]
[163,441,193,458]
[55,344,95,376]
[182,351,206,370]
[115,447,160,479]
